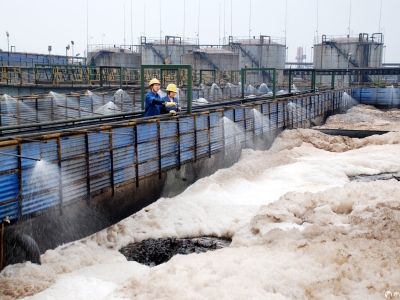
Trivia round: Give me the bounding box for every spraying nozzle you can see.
[2,216,10,224]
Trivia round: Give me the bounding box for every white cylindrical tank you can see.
[313,33,384,69]
[224,35,286,84]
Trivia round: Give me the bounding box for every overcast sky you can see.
[1,0,397,63]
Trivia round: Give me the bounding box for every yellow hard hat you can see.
[149,78,160,86]
[166,84,178,93]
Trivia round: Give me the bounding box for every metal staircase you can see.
[146,44,166,64]
[237,45,273,82]
[194,50,226,71]
[323,40,372,83]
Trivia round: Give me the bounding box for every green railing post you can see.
[312,70,316,92]
[187,65,193,113]
[140,67,145,110]
[289,70,292,93]
[100,66,103,87]
[241,69,245,98]
[272,69,276,99]
[331,71,335,90]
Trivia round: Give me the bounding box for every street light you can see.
[48,46,52,65]
[71,41,74,64]
[6,31,9,65]
[66,44,70,64]
[6,31,9,52]
[311,46,314,68]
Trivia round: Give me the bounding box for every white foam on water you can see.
[1,105,400,299]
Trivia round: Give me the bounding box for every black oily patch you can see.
[349,172,400,183]
[119,236,231,267]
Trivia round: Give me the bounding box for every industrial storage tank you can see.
[224,35,286,84]
[313,33,384,86]
[139,36,198,65]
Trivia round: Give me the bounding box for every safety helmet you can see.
[166,84,178,93]
[149,78,160,87]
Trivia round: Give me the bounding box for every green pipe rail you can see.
[241,68,277,99]
[287,69,352,93]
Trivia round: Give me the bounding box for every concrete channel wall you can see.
[0,89,351,267]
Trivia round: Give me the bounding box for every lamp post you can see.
[48,46,52,65]
[6,31,9,52]
[311,46,314,68]
[66,44,70,64]
[71,41,74,64]
[6,31,9,65]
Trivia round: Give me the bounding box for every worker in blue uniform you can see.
[144,78,176,117]
[161,84,181,116]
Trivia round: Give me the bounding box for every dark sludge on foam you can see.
[349,172,400,183]
[119,236,231,267]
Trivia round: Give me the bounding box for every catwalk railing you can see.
[0,89,351,221]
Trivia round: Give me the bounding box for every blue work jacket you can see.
[144,91,165,117]
[161,95,180,113]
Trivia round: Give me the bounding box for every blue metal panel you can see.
[137,141,158,164]
[66,96,80,118]
[180,150,194,162]
[235,108,244,121]
[0,145,18,172]
[161,135,178,168]
[224,110,234,121]
[161,137,178,155]
[161,155,177,168]
[88,132,110,154]
[0,201,19,221]
[180,133,194,151]
[113,146,135,170]
[62,182,87,202]
[277,103,284,128]
[114,167,136,184]
[180,117,195,133]
[61,158,87,202]
[210,125,223,151]
[61,158,87,185]
[37,97,53,122]
[210,111,223,127]
[22,190,60,215]
[138,160,158,176]
[236,121,246,143]
[89,152,111,176]
[196,115,208,130]
[137,123,158,143]
[113,127,135,148]
[21,163,59,195]
[40,139,58,163]
[0,173,19,203]
[90,174,111,192]
[20,142,42,169]
[160,121,177,138]
[253,108,263,136]
[61,135,86,159]
[310,96,315,118]
[19,99,38,124]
